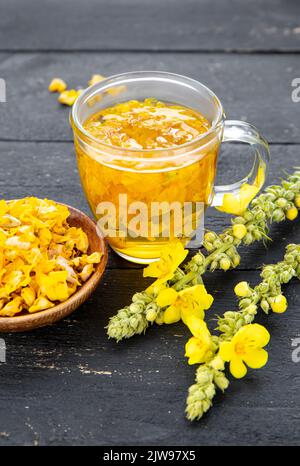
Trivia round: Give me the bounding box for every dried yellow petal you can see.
[29,296,55,313]
[88,74,106,87]
[86,252,102,264]
[79,264,94,282]
[48,78,67,93]
[58,89,80,106]
[39,271,69,302]
[0,197,102,317]
[21,287,36,307]
[0,297,22,316]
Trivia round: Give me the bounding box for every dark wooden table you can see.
[0,0,299,446]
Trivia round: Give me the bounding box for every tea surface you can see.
[83,99,211,149]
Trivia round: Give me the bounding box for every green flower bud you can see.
[243,232,254,245]
[258,282,270,294]
[260,299,270,313]
[146,309,157,322]
[196,369,213,385]
[193,253,205,265]
[204,231,218,243]
[253,230,262,240]
[213,239,223,249]
[203,241,215,252]
[233,216,246,224]
[232,255,241,267]
[239,298,252,308]
[129,302,143,313]
[213,372,229,391]
[244,304,258,315]
[220,257,231,271]
[280,270,294,283]
[276,198,288,209]
[244,211,253,221]
[210,260,219,271]
[273,208,285,222]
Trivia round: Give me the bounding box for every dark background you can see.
[0,0,299,446]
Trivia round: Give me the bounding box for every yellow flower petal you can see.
[230,355,247,378]
[38,271,69,302]
[185,336,209,365]
[163,304,181,324]
[269,295,288,313]
[0,297,22,316]
[186,315,211,342]
[255,165,266,189]
[0,200,9,216]
[219,341,234,362]
[143,240,188,284]
[156,287,178,307]
[48,78,67,93]
[29,296,55,313]
[235,323,270,348]
[192,284,214,310]
[88,74,106,87]
[243,348,268,369]
[216,183,259,216]
[58,89,80,106]
[181,305,204,325]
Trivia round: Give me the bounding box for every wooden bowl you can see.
[0,204,108,333]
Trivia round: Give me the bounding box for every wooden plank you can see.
[0,53,299,143]
[0,269,299,445]
[0,140,298,270]
[1,0,300,52]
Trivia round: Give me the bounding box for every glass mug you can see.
[71,71,270,263]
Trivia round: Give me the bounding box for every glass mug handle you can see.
[212,120,270,214]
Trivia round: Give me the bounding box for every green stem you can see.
[173,271,197,291]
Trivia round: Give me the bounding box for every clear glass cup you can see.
[71,71,270,263]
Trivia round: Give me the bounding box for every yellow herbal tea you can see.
[83,98,211,149]
[76,99,219,262]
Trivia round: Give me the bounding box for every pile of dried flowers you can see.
[0,197,102,316]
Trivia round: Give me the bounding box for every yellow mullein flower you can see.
[216,183,259,216]
[185,316,215,365]
[286,207,298,221]
[269,295,287,313]
[217,166,265,216]
[219,323,270,379]
[156,284,213,325]
[232,223,247,240]
[143,241,188,286]
[234,281,252,297]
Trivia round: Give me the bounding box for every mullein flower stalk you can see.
[186,243,300,421]
[107,170,300,341]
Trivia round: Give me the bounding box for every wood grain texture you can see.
[0,0,300,52]
[0,53,299,143]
